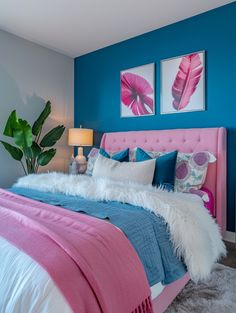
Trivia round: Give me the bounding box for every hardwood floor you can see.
[220,241,236,268]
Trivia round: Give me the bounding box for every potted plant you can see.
[0,101,65,175]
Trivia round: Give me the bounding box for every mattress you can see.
[151,282,165,300]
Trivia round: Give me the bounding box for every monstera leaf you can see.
[32,101,51,136]
[40,125,65,147]
[0,141,23,161]
[37,149,56,166]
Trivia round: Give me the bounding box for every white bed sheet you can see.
[0,237,72,313]
[0,236,164,313]
[151,282,165,300]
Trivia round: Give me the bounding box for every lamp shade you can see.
[68,128,93,146]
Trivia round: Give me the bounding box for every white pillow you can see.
[92,154,155,185]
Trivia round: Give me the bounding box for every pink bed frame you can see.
[100,127,227,313]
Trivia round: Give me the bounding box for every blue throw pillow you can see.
[99,148,129,162]
[136,148,177,191]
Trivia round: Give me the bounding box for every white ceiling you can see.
[0,0,233,58]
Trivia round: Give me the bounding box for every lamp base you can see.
[76,162,87,174]
[75,147,87,174]
[75,155,86,164]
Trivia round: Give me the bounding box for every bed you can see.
[0,127,227,313]
[100,127,227,312]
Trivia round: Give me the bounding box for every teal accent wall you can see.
[74,3,236,231]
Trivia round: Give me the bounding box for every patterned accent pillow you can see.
[175,151,216,192]
[86,148,100,176]
[86,148,130,176]
[99,148,129,162]
[129,148,160,162]
[129,148,136,162]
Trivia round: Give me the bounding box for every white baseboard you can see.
[224,231,236,243]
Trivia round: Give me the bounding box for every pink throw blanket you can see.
[0,189,153,313]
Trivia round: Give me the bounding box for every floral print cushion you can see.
[86,148,100,176]
[175,151,216,192]
[129,148,160,162]
[129,149,136,162]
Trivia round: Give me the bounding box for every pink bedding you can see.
[0,189,153,313]
[189,187,215,216]
[201,187,215,216]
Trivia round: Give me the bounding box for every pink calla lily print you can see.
[121,63,155,117]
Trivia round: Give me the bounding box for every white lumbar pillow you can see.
[92,154,155,185]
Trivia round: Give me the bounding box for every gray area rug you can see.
[166,264,236,313]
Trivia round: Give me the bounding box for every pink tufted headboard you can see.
[100,128,227,234]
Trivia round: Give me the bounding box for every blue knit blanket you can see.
[10,186,186,287]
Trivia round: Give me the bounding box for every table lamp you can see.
[68,126,93,173]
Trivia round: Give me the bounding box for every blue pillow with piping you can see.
[99,148,129,162]
[136,148,177,191]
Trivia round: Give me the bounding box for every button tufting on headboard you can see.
[100,128,227,234]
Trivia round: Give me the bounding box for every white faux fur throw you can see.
[15,173,226,282]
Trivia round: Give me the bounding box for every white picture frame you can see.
[161,51,205,114]
[120,63,155,118]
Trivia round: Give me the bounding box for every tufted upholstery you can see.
[100,128,227,234]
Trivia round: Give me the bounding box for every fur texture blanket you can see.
[15,173,226,282]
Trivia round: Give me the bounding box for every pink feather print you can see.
[172,53,203,111]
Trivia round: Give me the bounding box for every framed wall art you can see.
[161,51,205,114]
[120,63,155,117]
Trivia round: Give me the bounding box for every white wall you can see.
[0,29,74,187]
